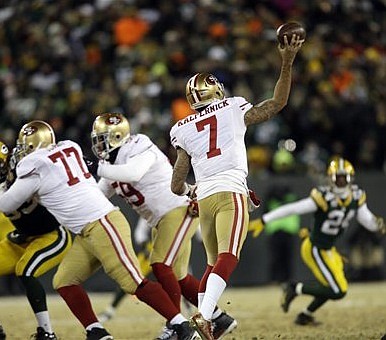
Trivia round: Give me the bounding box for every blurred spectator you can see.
[0,0,384,172]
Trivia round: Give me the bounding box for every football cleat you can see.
[155,322,176,340]
[212,312,237,340]
[0,323,6,340]
[86,327,113,340]
[30,327,57,340]
[172,321,197,340]
[190,313,214,340]
[294,312,321,326]
[98,306,116,323]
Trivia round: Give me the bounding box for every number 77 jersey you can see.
[170,96,253,199]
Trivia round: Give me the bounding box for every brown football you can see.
[276,22,306,47]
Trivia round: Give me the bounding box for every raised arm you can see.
[244,34,304,127]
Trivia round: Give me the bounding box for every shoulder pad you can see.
[310,187,328,212]
[16,155,39,178]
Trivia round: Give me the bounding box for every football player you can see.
[169,34,304,339]
[0,140,72,340]
[0,121,196,340]
[248,158,386,325]
[90,112,236,340]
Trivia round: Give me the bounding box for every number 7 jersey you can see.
[170,96,253,200]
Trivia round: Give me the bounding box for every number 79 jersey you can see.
[170,96,252,199]
[309,185,366,249]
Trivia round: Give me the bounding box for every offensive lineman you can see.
[0,140,72,340]
[90,112,236,340]
[248,158,385,325]
[0,121,196,340]
[170,34,304,339]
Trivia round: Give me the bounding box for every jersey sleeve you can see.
[16,156,40,179]
[170,124,183,150]
[356,189,366,206]
[234,96,253,119]
[310,187,328,212]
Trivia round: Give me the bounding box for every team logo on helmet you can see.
[23,126,37,136]
[206,75,217,85]
[106,116,122,125]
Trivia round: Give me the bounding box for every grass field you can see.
[0,282,385,339]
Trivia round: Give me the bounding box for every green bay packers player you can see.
[249,158,385,325]
[90,113,235,340]
[0,140,72,340]
[170,34,304,339]
[0,121,196,340]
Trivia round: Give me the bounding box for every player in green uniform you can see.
[248,158,385,325]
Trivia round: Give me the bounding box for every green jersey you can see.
[309,184,366,249]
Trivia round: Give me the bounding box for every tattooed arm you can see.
[244,34,304,127]
[171,147,191,195]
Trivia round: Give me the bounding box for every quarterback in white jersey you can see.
[170,34,304,340]
[0,120,196,340]
[91,113,236,340]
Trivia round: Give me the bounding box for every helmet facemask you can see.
[327,158,355,196]
[91,113,130,160]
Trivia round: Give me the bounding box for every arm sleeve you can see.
[97,150,156,183]
[0,175,40,214]
[356,203,378,232]
[263,197,318,223]
[97,178,116,198]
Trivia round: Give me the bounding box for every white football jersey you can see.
[99,134,189,228]
[170,96,252,199]
[15,140,116,233]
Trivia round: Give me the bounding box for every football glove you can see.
[83,157,99,177]
[298,227,310,240]
[248,189,261,212]
[376,216,385,234]
[187,199,199,217]
[182,183,197,199]
[248,218,265,238]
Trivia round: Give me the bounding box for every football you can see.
[276,22,306,47]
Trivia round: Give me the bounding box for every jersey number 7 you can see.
[196,116,222,159]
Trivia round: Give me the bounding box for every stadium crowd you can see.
[0,0,385,173]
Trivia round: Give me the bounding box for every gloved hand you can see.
[376,216,385,234]
[187,199,199,217]
[248,218,265,238]
[298,227,310,240]
[248,189,261,212]
[182,183,197,199]
[84,157,99,177]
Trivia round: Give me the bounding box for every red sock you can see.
[152,263,181,309]
[179,273,199,307]
[57,285,98,328]
[135,279,180,321]
[212,253,238,282]
[199,265,213,293]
